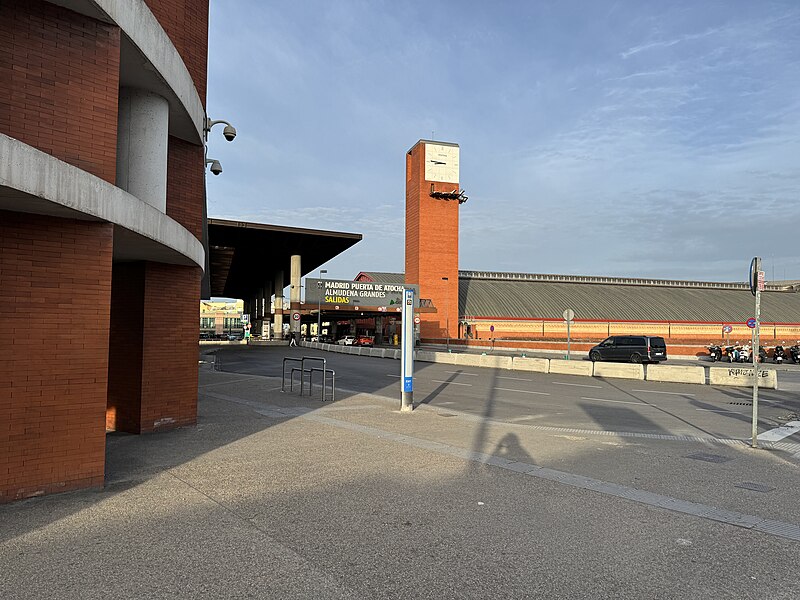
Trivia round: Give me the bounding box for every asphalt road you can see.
[210,345,800,443]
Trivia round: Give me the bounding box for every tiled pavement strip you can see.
[201,378,800,544]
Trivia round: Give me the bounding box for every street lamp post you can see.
[317,269,327,340]
[442,277,450,351]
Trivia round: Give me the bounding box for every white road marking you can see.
[494,387,550,396]
[757,421,800,443]
[632,389,695,397]
[431,380,473,386]
[552,381,602,389]
[580,397,649,406]
[445,371,479,376]
[497,376,534,382]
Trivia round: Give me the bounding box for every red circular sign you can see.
[414,316,420,324]
[292,313,300,321]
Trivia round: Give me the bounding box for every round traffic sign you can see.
[490,325,495,332]
[746,318,756,329]
[292,313,300,321]
[563,308,575,322]
[414,316,420,324]
[722,324,732,334]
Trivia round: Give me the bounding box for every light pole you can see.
[442,277,450,351]
[317,269,327,340]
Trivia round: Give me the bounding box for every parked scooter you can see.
[737,344,751,363]
[773,344,786,364]
[708,344,722,362]
[789,342,800,364]
[758,346,767,363]
[724,345,738,363]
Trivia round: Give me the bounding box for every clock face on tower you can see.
[424,143,460,183]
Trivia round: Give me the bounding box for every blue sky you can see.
[205,0,800,283]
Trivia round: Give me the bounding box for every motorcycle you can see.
[773,344,786,364]
[724,345,738,363]
[789,343,800,364]
[758,346,767,363]
[708,344,722,362]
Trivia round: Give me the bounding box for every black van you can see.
[588,336,667,363]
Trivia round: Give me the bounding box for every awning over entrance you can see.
[205,218,362,299]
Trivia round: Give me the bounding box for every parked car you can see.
[337,335,356,346]
[355,335,374,347]
[588,336,667,364]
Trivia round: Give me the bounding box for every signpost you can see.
[748,257,763,448]
[563,308,575,360]
[400,288,414,412]
[722,324,732,347]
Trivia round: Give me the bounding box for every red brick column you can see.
[405,141,461,339]
[107,263,201,434]
[0,212,113,503]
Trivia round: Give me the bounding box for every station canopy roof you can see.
[365,270,800,324]
[206,219,361,299]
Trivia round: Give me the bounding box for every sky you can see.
[205,0,800,284]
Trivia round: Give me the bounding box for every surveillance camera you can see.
[209,159,222,176]
[222,124,237,141]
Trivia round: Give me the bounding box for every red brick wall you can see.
[0,0,120,183]
[107,264,145,432]
[405,142,460,339]
[141,263,200,432]
[143,0,209,105]
[166,136,205,240]
[0,211,113,503]
[107,263,200,434]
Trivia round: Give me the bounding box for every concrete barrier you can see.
[479,355,513,370]
[433,351,459,365]
[549,359,594,377]
[646,364,706,385]
[415,350,437,363]
[592,362,644,380]
[456,354,482,367]
[512,357,549,373]
[709,367,778,389]
[369,348,383,358]
[385,349,400,360]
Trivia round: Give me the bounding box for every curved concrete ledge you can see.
[0,134,204,269]
[94,0,205,143]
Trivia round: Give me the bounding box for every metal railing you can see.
[282,356,335,401]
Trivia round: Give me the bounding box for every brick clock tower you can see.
[405,140,466,340]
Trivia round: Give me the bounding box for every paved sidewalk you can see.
[2,365,799,599]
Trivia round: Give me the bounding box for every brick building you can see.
[1,0,210,501]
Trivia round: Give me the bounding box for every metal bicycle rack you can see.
[282,356,335,401]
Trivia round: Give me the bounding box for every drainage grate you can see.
[735,482,775,493]
[685,452,734,463]
[437,413,457,418]
[727,402,753,406]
